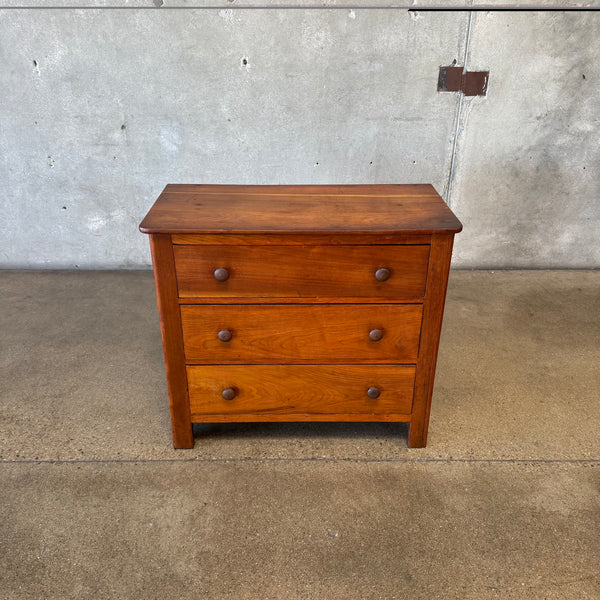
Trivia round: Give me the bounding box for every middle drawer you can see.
[181,304,423,363]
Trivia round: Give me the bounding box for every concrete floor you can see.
[1,270,598,599]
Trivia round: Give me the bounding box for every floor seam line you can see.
[1,457,598,465]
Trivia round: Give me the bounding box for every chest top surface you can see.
[139,184,462,235]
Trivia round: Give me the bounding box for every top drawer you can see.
[174,244,429,299]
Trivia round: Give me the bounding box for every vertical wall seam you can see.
[445,94,463,210]
[462,3,474,76]
[445,7,473,210]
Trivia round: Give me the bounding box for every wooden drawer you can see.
[180,304,423,363]
[174,245,429,299]
[187,364,415,421]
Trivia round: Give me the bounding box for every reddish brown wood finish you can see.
[161,183,436,196]
[171,233,432,246]
[180,304,423,363]
[178,296,425,305]
[174,245,429,299]
[408,233,455,448]
[148,234,193,448]
[141,184,462,449]
[139,184,463,235]
[187,365,415,420]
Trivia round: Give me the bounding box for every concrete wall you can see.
[1,2,598,268]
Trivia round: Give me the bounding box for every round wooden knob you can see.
[369,328,384,342]
[375,268,391,282]
[218,329,233,342]
[222,387,236,401]
[367,387,380,399]
[214,268,229,282]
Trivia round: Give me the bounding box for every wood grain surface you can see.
[148,234,193,448]
[187,364,415,420]
[174,244,429,299]
[139,184,463,234]
[140,185,461,448]
[408,233,455,448]
[180,304,423,363]
[171,233,432,246]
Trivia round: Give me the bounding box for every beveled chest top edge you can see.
[139,184,463,235]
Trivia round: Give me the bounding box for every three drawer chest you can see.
[139,184,462,448]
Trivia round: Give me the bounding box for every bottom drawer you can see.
[187,365,415,422]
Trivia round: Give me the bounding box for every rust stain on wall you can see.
[438,65,489,96]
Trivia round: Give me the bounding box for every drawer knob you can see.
[367,387,380,399]
[218,329,233,342]
[222,387,236,401]
[375,268,391,282]
[214,267,230,282]
[369,328,384,342]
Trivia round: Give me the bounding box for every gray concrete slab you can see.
[473,0,599,6]
[1,269,599,598]
[450,12,600,268]
[0,1,472,6]
[0,9,464,268]
[2,1,596,8]
[1,460,598,599]
[2,9,599,270]
[1,269,598,461]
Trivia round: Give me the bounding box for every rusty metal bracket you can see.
[438,66,489,96]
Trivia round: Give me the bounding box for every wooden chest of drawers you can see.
[139,184,462,448]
